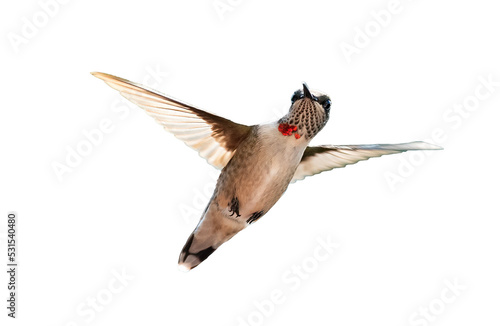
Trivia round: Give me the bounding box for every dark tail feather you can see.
[178,233,217,271]
[178,205,246,271]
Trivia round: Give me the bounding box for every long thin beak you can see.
[303,83,313,99]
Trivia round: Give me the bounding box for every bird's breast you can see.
[213,124,307,222]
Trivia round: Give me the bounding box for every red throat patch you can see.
[278,123,300,138]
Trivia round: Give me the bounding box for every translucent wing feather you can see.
[92,72,252,169]
[292,141,442,182]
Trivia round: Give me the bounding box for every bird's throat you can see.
[278,123,301,139]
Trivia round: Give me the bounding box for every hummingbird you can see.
[92,72,442,271]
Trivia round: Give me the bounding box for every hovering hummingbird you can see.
[92,72,442,271]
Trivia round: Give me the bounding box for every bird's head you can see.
[278,83,331,140]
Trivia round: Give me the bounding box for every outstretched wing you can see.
[292,141,442,182]
[92,72,252,169]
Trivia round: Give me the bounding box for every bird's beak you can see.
[303,83,313,99]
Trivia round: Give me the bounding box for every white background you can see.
[1,0,499,325]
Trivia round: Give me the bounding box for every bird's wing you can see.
[92,72,252,169]
[292,141,442,182]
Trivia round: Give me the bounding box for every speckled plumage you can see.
[92,73,442,271]
[280,94,329,140]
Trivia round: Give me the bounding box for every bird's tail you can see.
[178,232,217,271]
[178,209,244,271]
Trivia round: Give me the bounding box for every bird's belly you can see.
[238,156,293,206]
[215,140,304,223]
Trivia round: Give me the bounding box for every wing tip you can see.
[409,141,443,150]
[90,71,125,84]
[90,71,105,79]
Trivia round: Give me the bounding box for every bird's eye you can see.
[322,99,331,111]
[291,90,302,102]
